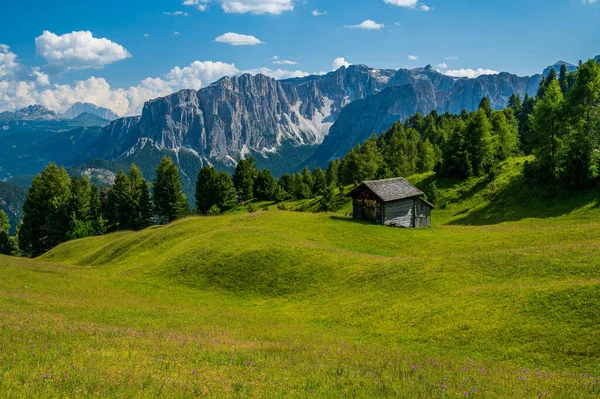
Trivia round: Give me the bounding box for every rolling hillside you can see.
[1,161,599,397]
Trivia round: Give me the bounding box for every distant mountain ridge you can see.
[80,63,543,175]
[0,102,119,122]
[0,104,59,122]
[61,102,119,121]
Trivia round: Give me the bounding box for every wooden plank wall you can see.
[383,199,414,228]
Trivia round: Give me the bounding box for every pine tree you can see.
[531,79,565,181]
[563,58,600,183]
[68,177,97,239]
[129,165,153,230]
[559,64,569,95]
[195,166,218,214]
[519,93,537,153]
[325,158,340,187]
[479,97,493,117]
[89,184,106,235]
[233,158,258,203]
[0,210,10,255]
[440,122,472,178]
[417,138,437,173]
[465,109,494,175]
[19,163,72,256]
[153,156,189,224]
[213,172,237,212]
[312,168,327,196]
[107,170,132,230]
[491,110,520,161]
[561,129,593,188]
[301,167,314,196]
[508,94,522,115]
[277,174,294,200]
[254,169,276,201]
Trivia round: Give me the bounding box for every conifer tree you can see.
[301,167,314,196]
[312,168,327,196]
[233,157,258,202]
[465,109,494,175]
[508,94,522,115]
[195,165,218,214]
[129,165,153,230]
[491,110,520,161]
[254,169,276,201]
[559,64,569,95]
[19,163,72,256]
[531,79,565,181]
[213,172,237,211]
[0,210,10,255]
[107,170,132,230]
[325,158,340,187]
[153,156,189,224]
[479,97,493,117]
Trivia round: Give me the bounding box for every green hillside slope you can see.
[1,160,600,397]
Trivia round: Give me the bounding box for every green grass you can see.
[1,158,600,397]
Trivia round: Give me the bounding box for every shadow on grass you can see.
[448,176,600,226]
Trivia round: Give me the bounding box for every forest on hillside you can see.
[1,58,598,258]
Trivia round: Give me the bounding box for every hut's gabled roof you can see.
[352,177,424,202]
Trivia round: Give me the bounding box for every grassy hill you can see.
[1,159,600,397]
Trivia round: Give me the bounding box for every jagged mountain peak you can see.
[61,102,119,121]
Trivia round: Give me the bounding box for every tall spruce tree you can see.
[312,168,327,196]
[195,166,218,214]
[531,79,565,181]
[325,158,340,187]
[465,109,494,175]
[559,64,569,95]
[0,210,10,255]
[107,170,132,230]
[479,97,493,117]
[233,157,258,203]
[129,165,153,230]
[19,163,72,256]
[153,157,189,224]
[254,169,276,200]
[214,172,237,211]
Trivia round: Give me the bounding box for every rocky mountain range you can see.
[60,102,119,121]
[0,102,119,122]
[80,63,544,174]
[0,104,59,122]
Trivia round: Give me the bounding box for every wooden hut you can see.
[349,177,434,228]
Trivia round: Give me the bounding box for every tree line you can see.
[3,57,598,257]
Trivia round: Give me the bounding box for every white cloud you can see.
[384,0,431,11]
[408,55,419,61]
[332,57,350,71]
[436,62,448,69]
[215,32,264,46]
[312,9,327,16]
[143,33,151,38]
[346,20,385,30]
[173,31,182,36]
[272,56,297,65]
[163,11,189,16]
[0,45,318,116]
[445,56,459,61]
[35,31,131,71]
[582,0,597,4]
[0,45,19,79]
[183,0,294,15]
[444,68,500,79]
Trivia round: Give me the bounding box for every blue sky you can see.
[0,0,598,115]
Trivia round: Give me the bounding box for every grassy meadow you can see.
[1,159,600,397]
